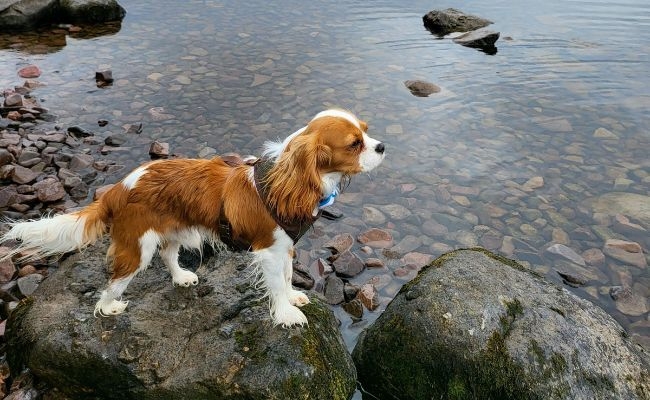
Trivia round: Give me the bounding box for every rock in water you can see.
[453,29,500,51]
[352,249,650,400]
[7,240,356,399]
[422,8,493,36]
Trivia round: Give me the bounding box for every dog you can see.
[1,109,385,327]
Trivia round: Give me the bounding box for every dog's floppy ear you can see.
[264,133,327,222]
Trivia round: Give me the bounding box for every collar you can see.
[318,188,339,209]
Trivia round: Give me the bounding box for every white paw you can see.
[94,299,129,317]
[173,269,199,287]
[288,289,310,307]
[273,304,308,328]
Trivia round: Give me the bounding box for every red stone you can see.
[18,65,41,79]
[357,228,393,248]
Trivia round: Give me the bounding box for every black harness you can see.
[217,157,321,251]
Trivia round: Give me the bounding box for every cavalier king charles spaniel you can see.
[2,109,385,327]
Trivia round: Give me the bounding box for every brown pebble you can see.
[18,265,37,277]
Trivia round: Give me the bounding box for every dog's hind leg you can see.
[95,229,160,317]
[160,240,199,287]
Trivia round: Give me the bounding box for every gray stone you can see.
[149,140,170,158]
[453,29,500,49]
[16,273,43,297]
[324,274,345,305]
[69,153,94,171]
[33,178,66,202]
[7,243,356,399]
[11,165,38,184]
[3,93,23,107]
[353,249,650,399]
[422,8,493,36]
[0,148,15,166]
[332,250,365,278]
[404,80,440,97]
[324,233,354,255]
[545,244,585,266]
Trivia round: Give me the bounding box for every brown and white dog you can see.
[1,109,385,327]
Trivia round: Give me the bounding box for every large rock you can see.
[0,0,125,31]
[422,8,493,36]
[7,240,356,399]
[353,249,650,400]
[60,0,125,23]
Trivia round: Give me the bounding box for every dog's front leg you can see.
[253,228,308,327]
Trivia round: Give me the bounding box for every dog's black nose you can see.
[375,142,385,154]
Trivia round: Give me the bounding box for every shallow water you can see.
[1,0,649,371]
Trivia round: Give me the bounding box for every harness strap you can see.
[253,158,321,244]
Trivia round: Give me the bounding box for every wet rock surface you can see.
[0,0,126,31]
[353,249,650,400]
[7,241,356,400]
[422,8,493,36]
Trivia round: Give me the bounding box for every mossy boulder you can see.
[352,248,650,400]
[7,240,356,399]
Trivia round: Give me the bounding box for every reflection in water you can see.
[0,21,122,54]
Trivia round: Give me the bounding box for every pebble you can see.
[323,233,354,254]
[332,250,365,278]
[16,274,44,297]
[342,299,364,319]
[582,248,605,266]
[545,244,586,266]
[609,286,648,316]
[149,141,170,158]
[603,240,646,269]
[33,178,66,202]
[356,283,380,311]
[18,65,41,79]
[357,228,393,248]
[324,275,345,305]
[0,257,15,283]
[403,80,440,97]
[364,258,385,268]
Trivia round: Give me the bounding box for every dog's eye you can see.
[350,139,363,148]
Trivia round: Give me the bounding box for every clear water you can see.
[1,0,649,366]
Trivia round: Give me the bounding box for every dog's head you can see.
[263,109,385,221]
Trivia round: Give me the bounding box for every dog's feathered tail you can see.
[1,201,109,262]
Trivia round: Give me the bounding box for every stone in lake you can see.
[17,65,41,79]
[149,141,170,158]
[357,228,393,248]
[7,244,356,399]
[353,249,650,399]
[586,192,650,229]
[453,29,500,52]
[545,243,585,266]
[332,250,365,278]
[603,239,646,269]
[404,80,440,97]
[3,93,23,107]
[422,8,493,36]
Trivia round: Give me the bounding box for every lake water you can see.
[1,0,649,377]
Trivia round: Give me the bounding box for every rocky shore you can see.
[0,68,175,397]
